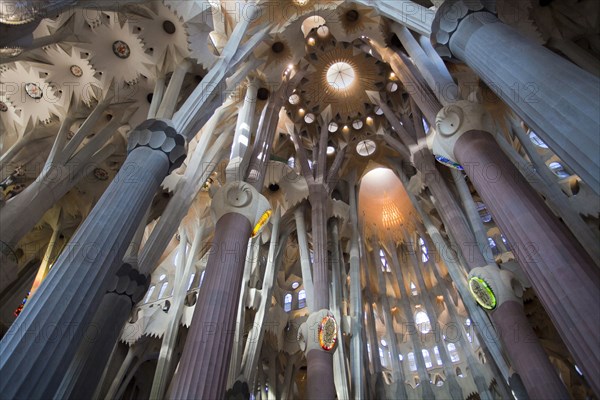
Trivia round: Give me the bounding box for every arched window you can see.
[548,161,570,178]
[529,130,548,148]
[433,346,443,366]
[421,244,429,263]
[379,249,390,272]
[199,270,206,287]
[287,156,295,168]
[407,352,417,371]
[447,343,460,362]
[415,310,431,334]
[284,293,292,312]
[186,273,196,291]
[422,349,433,368]
[379,347,386,367]
[477,202,492,223]
[422,117,430,134]
[158,282,169,299]
[410,282,418,296]
[144,285,156,303]
[298,289,306,309]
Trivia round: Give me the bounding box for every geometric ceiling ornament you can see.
[131,2,191,74]
[293,42,382,124]
[41,44,102,107]
[81,12,154,85]
[1,62,63,127]
[163,0,217,69]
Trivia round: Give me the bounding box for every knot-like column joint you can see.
[105,263,150,305]
[298,309,339,354]
[468,265,524,310]
[427,100,494,165]
[210,181,271,234]
[431,0,498,59]
[127,119,186,172]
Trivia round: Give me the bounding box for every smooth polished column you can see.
[0,119,185,399]
[432,0,600,194]
[168,182,269,400]
[453,129,599,394]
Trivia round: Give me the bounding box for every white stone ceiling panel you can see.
[132,2,191,74]
[79,12,154,85]
[41,44,102,107]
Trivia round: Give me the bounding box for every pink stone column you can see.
[455,130,600,395]
[168,212,252,400]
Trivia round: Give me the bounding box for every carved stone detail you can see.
[127,119,186,172]
[427,100,495,164]
[468,265,524,308]
[105,263,150,305]
[431,0,498,59]
[210,181,271,228]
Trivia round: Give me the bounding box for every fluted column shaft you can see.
[168,212,252,399]
[0,120,179,398]
[433,3,600,194]
[455,130,598,396]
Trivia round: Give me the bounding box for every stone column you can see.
[330,219,351,400]
[226,78,258,182]
[430,100,590,396]
[347,182,365,399]
[294,206,314,312]
[387,241,436,399]
[370,242,404,390]
[406,233,464,400]
[297,309,338,400]
[425,249,495,400]
[431,0,600,194]
[468,266,570,399]
[168,181,270,400]
[0,119,185,399]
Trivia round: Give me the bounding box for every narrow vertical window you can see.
[298,289,306,309]
[144,285,156,303]
[284,293,292,312]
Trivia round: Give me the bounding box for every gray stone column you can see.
[406,233,464,400]
[168,181,270,400]
[348,182,365,399]
[431,0,600,194]
[387,241,436,399]
[0,119,185,399]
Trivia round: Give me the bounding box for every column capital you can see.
[298,309,339,354]
[468,265,524,310]
[431,0,498,59]
[127,119,186,173]
[427,100,494,165]
[210,181,271,233]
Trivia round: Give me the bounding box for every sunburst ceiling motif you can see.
[292,42,383,124]
[0,62,64,128]
[41,44,101,107]
[80,12,154,85]
[132,2,191,74]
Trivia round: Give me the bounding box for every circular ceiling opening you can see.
[326,62,355,90]
[356,139,376,157]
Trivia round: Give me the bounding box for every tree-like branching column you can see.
[290,109,346,399]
